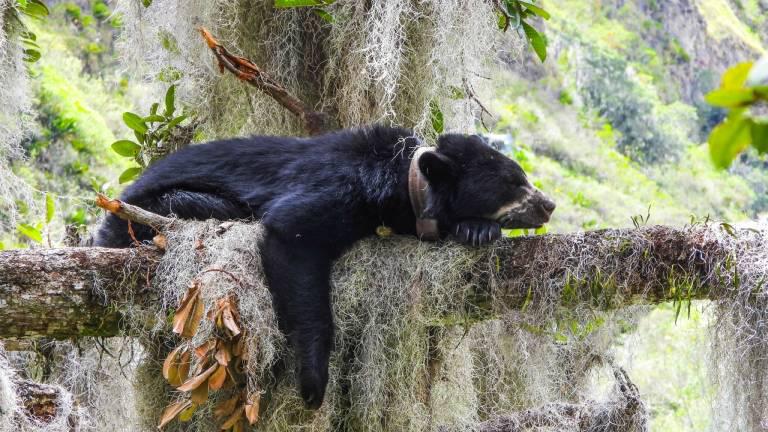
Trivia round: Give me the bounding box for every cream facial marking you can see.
[486,185,537,221]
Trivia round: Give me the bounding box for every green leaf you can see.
[17,223,42,243]
[21,0,49,19]
[313,8,334,23]
[708,111,751,169]
[751,121,768,154]
[134,130,146,144]
[274,0,325,7]
[144,114,166,123]
[704,88,756,108]
[45,193,55,224]
[429,101,444,134]
[720,62,753,89]
[123,112,148,134]
[17,0,28,8]
[119,167,142,184]
[141,0,152,7]
[497,11,508,30]
[519,1,550,19]
[166,114,188,129]
[522,21,547,62]
[111,140,141,157]
[150,102,159,116]
[23,49,41,63]
[164,85,176,117]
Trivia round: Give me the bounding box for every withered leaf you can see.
[220,406,244,430]
[221,305,241,336]
[195,339,216,360]
[177,350,191,384]
[178,402,197,422]
[157,399,192,429]
[215,343,232,366]
[177,363,218,392]
[162,345,184,384]
[153,234,167,250]
[209,364,227,390]
[232,419,245,432]
[244,394,260,425]
[181,295,205,338]
[213,395,240,419]
[191,380,209,404]
[172,283,201,336]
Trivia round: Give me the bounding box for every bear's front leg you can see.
[261,232,334,409]
[452,218,502,246]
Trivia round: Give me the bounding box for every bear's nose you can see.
[541,199,556,214]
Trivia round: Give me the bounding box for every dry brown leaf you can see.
[157,399,192,429]
[215,344,232,366]
[221,305,241,336]
[162,346,183,383]
[172,283,201,336]
[232,335,245,357]
[178,402,197,422]
[191,380,209,404]
[213,395,240,420]
[153,234,167,250]
[209,364,227,391]
[232,419,245,432]
[177,363,218,392]
[181,295,205,338]
[244,394,260,425]
[220,406,244,430]
[177,350,191,385]
[194,339,216,360]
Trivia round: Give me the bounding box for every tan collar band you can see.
[408,146,440,241]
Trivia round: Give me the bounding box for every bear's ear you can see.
[418,151,456,183]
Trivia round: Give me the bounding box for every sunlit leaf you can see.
[45,193,55,224]
[708,111,751,169]
[17,223,42,243]
[720,62,753,89]
[704,88,755,108]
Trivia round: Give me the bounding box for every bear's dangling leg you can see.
[261,231,334,409]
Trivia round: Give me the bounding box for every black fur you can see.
[94,126,551,408]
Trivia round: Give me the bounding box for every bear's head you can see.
[414,134,555,241]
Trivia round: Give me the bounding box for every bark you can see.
[0,224,731,339]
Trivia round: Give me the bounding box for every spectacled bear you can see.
[94,125,555,409]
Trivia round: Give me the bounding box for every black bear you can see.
[94,125,555,408]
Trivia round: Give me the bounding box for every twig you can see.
[198,27,332,135]
[95,194,174,232]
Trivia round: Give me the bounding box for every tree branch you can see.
[198,27,332,135]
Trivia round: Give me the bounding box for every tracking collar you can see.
[408,146,440,241]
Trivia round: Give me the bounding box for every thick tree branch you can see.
[0,220,747,339]
[199,27,332,135]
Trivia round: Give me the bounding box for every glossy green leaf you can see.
[111,140,141,157]
[17,0,28,8]
[17,223,42,243]
[119,167,142,184]
[751,121,768,154]
[164,85,176,117]
[704,88,755,108]
[45,193,55,224]
[708,111,751,169]
[429,101,444,134]
[123,112,148,134]
[21,0,49,19]
[522,21,547,62]
[23,49,41,63]
[519,1,550,19]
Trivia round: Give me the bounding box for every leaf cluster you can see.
[111,85,188,183]
[495,0,550,62]
[706,57,768,169]
[9,0,49,65]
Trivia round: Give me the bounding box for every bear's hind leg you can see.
[261,232,334,409]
